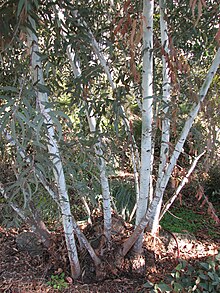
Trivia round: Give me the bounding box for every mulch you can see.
[0,221,219,293]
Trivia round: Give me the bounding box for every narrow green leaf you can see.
[36,83,51,94]
[16,115,25,144]
[17,0,26,17]
[175,271,180,279]
[175,263,183,271]
[207,272,215,280]
[33,0,39,9]
[157,283,172,292]
[50,110,70,122]
[35,52,48,61]
[215,253,220,261]
[26,183,33,199]
[0,86,19,93]
[48,112,63,141]
[200,262,210,270]
[0,112,11,131]
[10,119,17,144]
[45,62,52,78]
[199,282,209,290]
[32,140,47,149]
[212,280,220,286]
[199,273,208,280]
[173,282,184,291]
[16,112,30,126]
[143,281,154,289]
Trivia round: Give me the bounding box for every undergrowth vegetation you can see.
[144,253,220,293]
[160,206,218,238]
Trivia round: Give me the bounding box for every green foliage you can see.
[204,163,220,203]
[111,178,136,220]
[144,253,220,292]
[0,0,219,245]
[47,273,68,291]
[160,206,218,238]
[160,207,204,234]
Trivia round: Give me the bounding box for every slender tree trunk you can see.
[87,113,112,243]
[54,6,113,242]
[76,11,141,224]
[129,148,140,221]
[148,0,171,234]
[3,127,101,265]
[27,17,81,279]
[65,32,112,243]
[153,47,220,214]
[123,47,220,255]
[134,0,154,253]
[83,116,113,243]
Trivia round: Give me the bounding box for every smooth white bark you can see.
[148,0,171,234]
[27,18,80,279]
[63,19,112,242]
[156,48,220,206]
[129,147,140,222]
[123,47,220,255]
[134,0,154,252]
[78,13,141,216]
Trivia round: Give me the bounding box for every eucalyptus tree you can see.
[0,0,219,279]
[55,7,112,243]
[148,0,171,235]
[134,0,154,252]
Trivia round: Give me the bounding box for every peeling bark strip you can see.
[27,17,81,279]
[123,48,220,256]
[148,0,171,234]
[134,0,154,253]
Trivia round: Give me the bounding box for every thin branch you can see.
[0,182,26,221]
[122,48,220,255]
[77,13,141,207]
[2,129,59,204]
[27,16,81,279]
[158,48,220,205]
[159,151,206,220]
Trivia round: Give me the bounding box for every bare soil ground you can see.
[0,219,219,293]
